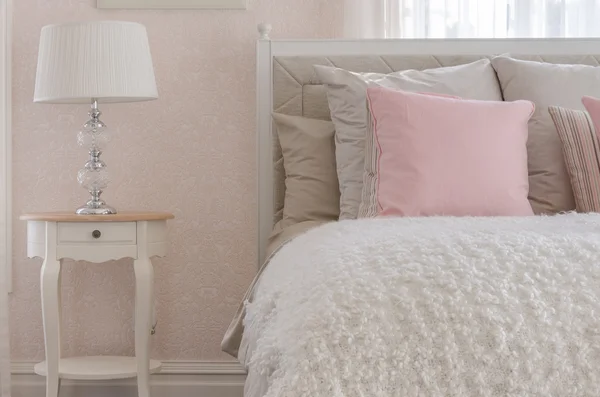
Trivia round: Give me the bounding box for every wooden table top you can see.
[20,211,175,222]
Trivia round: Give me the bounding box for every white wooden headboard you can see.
[255,23,600,266]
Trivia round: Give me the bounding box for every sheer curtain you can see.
[343,0,387,38]
[344,0,600,38]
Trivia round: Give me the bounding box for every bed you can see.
[222,25,600,397]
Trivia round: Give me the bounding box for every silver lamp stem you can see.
[75,99,116,215]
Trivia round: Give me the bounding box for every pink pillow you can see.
[583,96,600,137]
[365,86,535,217]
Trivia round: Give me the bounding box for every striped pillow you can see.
[357,109,379,218]
[549,104,600,213]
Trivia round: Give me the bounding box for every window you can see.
[396,0,600,38]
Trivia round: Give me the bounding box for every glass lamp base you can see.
[76,204,117,215]
[75,101,116,216]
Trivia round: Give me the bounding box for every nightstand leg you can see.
[134,257,153,397]
[40,258,61,397]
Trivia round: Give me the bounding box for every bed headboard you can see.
[256,23,600,265]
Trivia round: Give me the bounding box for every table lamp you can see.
[33,21,158,215]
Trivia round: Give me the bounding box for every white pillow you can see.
[315,59,503,220]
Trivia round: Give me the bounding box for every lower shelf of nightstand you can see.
[34,356,162,380]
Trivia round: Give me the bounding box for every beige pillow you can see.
[272,113,339,232]
[491,56,600,214]
[315,59,503,220]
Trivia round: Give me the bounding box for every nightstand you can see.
[20,212,174,397]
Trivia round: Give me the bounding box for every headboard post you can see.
[258,23,272,40]
[256,23,273,266]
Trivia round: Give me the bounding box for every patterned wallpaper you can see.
[10,0,343,360]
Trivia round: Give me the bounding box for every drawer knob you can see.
[92,230,101,239]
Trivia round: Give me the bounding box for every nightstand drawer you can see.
[57,222,137,245]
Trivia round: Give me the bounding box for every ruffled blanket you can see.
[244,214,600,397]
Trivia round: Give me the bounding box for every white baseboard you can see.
[11,360,246,397]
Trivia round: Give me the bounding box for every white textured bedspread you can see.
[244,214,600,397]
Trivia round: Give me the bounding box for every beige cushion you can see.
[271,113,339,232]
[315,59,503,220]
[491,56,600,214]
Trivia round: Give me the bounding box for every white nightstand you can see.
[20,211,174,397]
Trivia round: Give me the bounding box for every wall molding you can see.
[0,0,12,294]
[97,0,247,10]
[12,360,247,397]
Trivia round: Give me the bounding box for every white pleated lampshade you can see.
[34,21,158,104]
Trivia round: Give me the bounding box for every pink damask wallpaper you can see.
[10,0,343,360]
